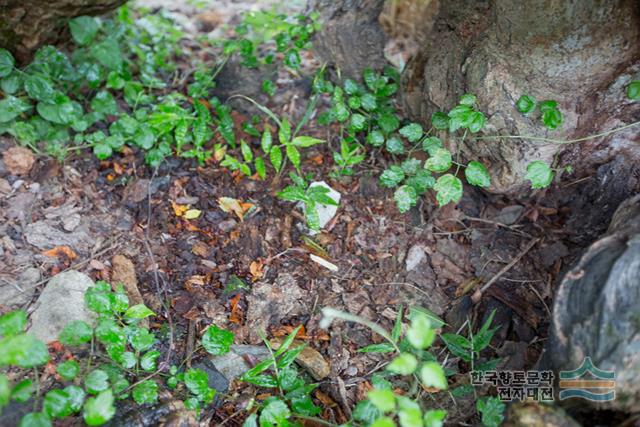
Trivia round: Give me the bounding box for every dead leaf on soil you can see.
[218,196,253,221]
[3,146,35,175]
[172,201,189,217]
[249,259,264,281]
[41,246,77,260]
[229,294,243,324]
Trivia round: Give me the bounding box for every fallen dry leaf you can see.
[249,259,264,281]
[229,294,243,324]
[218,197,253,221]
[42,246,78,260]
[184,209,202,219]
[172,201,189,217]
[3,146,35,175]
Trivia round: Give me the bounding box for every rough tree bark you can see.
[313,0,640,194]
[0,0,127,64]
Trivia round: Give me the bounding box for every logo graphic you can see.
[559,357,615,402]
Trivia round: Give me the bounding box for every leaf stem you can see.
[474,120,640,145]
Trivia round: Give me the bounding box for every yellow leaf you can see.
[184,209,202,219]
[172,202,188,217]
[218,197,245,220]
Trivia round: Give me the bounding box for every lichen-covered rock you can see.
[504,402,580,427]
[541,194,640,412]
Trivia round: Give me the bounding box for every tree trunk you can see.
[0,0,126,64]
[312,0,640,194]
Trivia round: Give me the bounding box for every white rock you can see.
[28,271,96,343]
[305,181,340,235]
[406,245,427,271]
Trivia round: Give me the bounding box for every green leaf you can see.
[261,128,273,153]
[124,304,155,320]
[184,368,210,397]
[69,16,100,45]
[106,72,125,90]
[407,314,435,349]
[465,161,491,188]
[93,143,112,160]
[286,144,301,170]
[1,73,23,94]
[0,48,15,78]
[202,325,234,356]
[43,389,72,418]
[394,185,418,214]
[525,160,554,189]
[83,390,116,426]
[420,361,447,390]
[240,140,253,163]
[371,417,395,427]
[140,350,160,372]
[0,334,50,368]
[358,343,395,353]
[348,96,361,109]
[278,118,291,145]
[344,79,360,95]
[468,111,486,133]
[91,39,122,71]
[399,123,423,142]
[0,310,27,336]
[385,135,405,154]
[440,333,472,362]
[0,96,32,123]
[538,100,558,112]
[431,112,449,130]
[129,328,155,352]
[477,396,505,427]
[424,148,452,173]
[378,113,400,134]
[516,94,536,114]
[132,380,158,405]
[59,320,93,346]
[84,370,109,395]
[421,136,443,155]
[366,129,385,147]
[260,399,291,426]
[63,385,85,413]
[18,413,51,427]
[255,157,266,179]
[541,107,562,129]
[387,353,418,375]
[57,360,80,381]
[627,81,640,101]
[261,79,276,96]
[90,91,118,115]
[350,113,367,132]
[433,174,463,206]
[37,95,81,125]
[269,146,283,172]
[424,409,447,427]
[11,379,33,403]
[361,93,377,111]
[399,408,422,427]
[367,389,396,413]
[379,165,405,188]
[459,93,477,106]
[291,135,324,147]
[24,75,55,102]
[405,169,436,195]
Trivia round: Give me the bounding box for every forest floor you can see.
[0,1,635,426]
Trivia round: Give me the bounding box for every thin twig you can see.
[471,238,540,304]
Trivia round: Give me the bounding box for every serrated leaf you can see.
[379,166,405,188]
[367,389,396,413]
[459,93,477,106]
[387,353,418,375]
[291,135,323,147]
[261,128,273,153]
[420,361,447,390]
[57,360,80,381]
[433,174,463,206]
[394,185,417,213]
[407,314,435,349]
[358,343,395,353]
[465,161,491,188]
[269,146,283,172]
[132,380,158,405]
[59,320,93,346]
[424,148,452,173]
[525,161,553,189]
[202,325,234,356]
[286,144,301,170]
[399,123,423,142]
[84,370,109,394]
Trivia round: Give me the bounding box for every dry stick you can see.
[471,238,541,304]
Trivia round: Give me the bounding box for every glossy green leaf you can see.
[627,81,640,100]
[286,144,301,170]
[407,314,435,349]
[366,129,385,147]
[140,350,160,372]
[84,370,109,394]
[0,48,14,78]
[83,390,115,426]
[202,325,234,356]
[385,135,405,154]
[291,135,323,147]
[184,368,210,397]
[424,409,447,427]
[269,146,283,172]
[431,112,449,130]
[0,334,50,368]
[516,94,536,114]
[124,304,155,320]
[69,16,100,45]
[24,75,55,102]
[399,123,423,142]
[424,148,452,173]
[367,389,396,413]
[420,361,448,390]
[379,165,405,188]
[63,385,85,413]
[18,412,51,427]
[11,379,33,403]
[259,399,291,426]
[43,389,72,418]
[57,360,80,381]
[132,380,158,405]
[0,96,32,123]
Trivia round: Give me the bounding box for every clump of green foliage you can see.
[0,281,234,426]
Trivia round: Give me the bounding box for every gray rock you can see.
[62,214,81,232]
[493,205,524,225]
[207,345,270,384]
[24,221,92,253]
[0,267,40,308]
[28,271,96,343]
[541,195,640,412]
